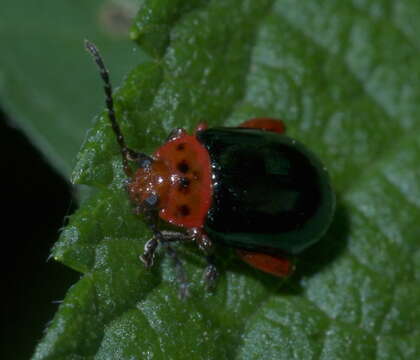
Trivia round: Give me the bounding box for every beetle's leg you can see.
[203,254,218,291]
[188,228,219,290]
[137,202,164,268]
[159,231,192,298]
[189,228,212,253]
[139,230,190,268]
[160,230,192,242]
[139,237,159,268]
[162,242,190,299]
[138,224,192,297]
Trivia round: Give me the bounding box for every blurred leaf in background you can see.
[30,0,420,359]
[0,0,147,177]
[0,1,147,359]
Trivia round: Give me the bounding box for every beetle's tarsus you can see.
[140,238,158,268]
[203,255,218,291]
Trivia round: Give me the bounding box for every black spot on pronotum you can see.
[178,177,191,193]
[177,160,189,173]
[178,204,191,217]
[177,143,186,151]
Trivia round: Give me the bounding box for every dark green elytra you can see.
[196,128,335,255]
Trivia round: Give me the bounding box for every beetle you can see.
[85,40,335,296]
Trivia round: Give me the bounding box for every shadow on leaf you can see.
[294,197,350,280]
[222,195,350,295]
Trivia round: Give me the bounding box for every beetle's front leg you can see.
[139,230,190,268]
[139,228,192,298]
[139,237,158,268]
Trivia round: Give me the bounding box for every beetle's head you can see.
[127,158,171,211]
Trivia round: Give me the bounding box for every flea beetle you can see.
[86,41,335,296]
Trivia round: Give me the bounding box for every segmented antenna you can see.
[85,39,136,176]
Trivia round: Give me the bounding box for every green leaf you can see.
[0,0,147,177]
[33,0,420,359]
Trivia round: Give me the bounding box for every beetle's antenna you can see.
[85,39,149,176]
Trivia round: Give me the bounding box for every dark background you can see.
[0,108,79,359]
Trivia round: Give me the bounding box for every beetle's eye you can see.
[138,157,153,169]
[144,194,159,207]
